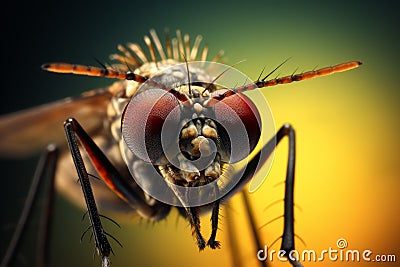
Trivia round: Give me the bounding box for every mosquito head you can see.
[121,82,261,188]
[121,62,262,190]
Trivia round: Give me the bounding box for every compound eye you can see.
[211,90,261,163]
[122,88,181,163]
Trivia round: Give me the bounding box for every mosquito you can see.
[0,29,361,267]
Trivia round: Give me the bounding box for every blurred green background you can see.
[1,0,399,266]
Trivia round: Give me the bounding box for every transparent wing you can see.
[0,87,116,158]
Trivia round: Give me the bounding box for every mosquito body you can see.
[0,29,361,267]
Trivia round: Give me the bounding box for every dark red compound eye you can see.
[211,89,261,163]
[122,88,181,163]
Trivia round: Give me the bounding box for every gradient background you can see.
[1,0,399,266]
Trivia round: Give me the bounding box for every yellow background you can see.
[1,1,398,266]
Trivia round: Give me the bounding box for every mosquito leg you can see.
[186,207,206,250]
[164,179,207,250]
[64,120,111,267]
[275,124,300,267]
[262,124,301,267]
[267,124,302,267]
[37,145,58,267]
[64,118,172,266]
[223,123,302,267]
[65,118,170,220]
[206,200,221,249]
[0,144,58,267]
[241,191,269,267]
